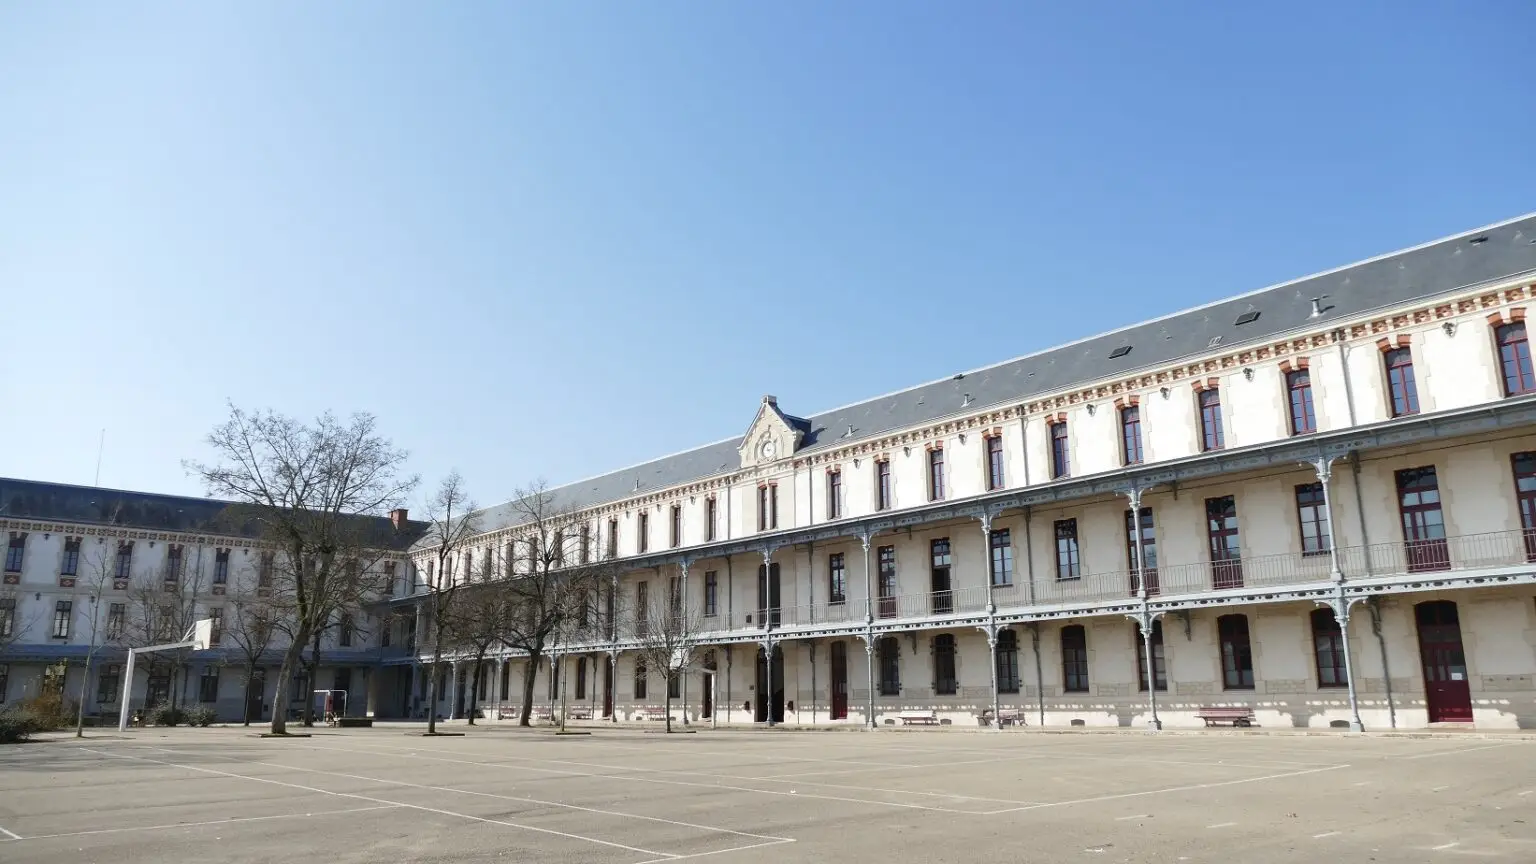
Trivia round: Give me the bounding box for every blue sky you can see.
[2,2,1533,511]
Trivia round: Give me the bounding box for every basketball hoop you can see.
[117,618,216,731]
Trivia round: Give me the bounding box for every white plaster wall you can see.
[1071,402,1118,477]
[1421,325,1500,412]
[1143,386,1197,462]
[1309,348,1348,432]
[1226,366,1288,448]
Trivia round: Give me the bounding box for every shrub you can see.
[15,694,73,732]
[0,710,39,744]
[149,704,186,727]
[186,706,217,728]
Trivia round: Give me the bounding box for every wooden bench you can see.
[979,708,1023,727]
[566,706,594,721]
[639,706,669,721]
[1195,706,1256,727]
[897,710,939,726]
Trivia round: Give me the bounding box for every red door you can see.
[1397,467,1450,573]
[1415,601,1473,722]
[829,641,849,720]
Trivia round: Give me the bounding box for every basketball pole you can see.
[118,620,213,732]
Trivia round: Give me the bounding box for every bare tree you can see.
[497,481,612,727]
[440,572,515,726]
[0,584,39,658]
[187,404,417,735]
[124,548,209,717]
[223,560,289,726]
[420,472,479,734]
[73,542,125,736]
[628,578,707,733]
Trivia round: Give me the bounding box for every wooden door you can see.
[830,641,849,719]
[245,669,265,722]
[1415,601,1472,722]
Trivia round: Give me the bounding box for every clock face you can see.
[759,439,777,460]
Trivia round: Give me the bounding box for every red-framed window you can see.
[1206,495,1243,589]
[1385,348,1419,417]
[828,553,846,603]
[1295,483,1331,556]
[1135,620,1167,691]
[827,470,843,519]
[1125,507,1158,595]
[876,460,892,511]
[986,434,1006,490]
[637,513,650,554]
[1396,466,1449,572]
[877,545,897,618]
[1287,370,1316,434]
[1062,625,1089,693]
[705,497,717,542]
[928,448,946,501]
[1310,608,1347,687]
[989,528,1013,587]
[1218,614,1255,690]
[1199,389,1224,451]
[1121,406,1143,465]
[1498,322,1536,396]
[1049,421,1070,479]
[670,505,682,548]
[1513,452,1536,562]
[1054,518,1080,580]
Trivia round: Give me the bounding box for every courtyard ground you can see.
[2,724,1534,863]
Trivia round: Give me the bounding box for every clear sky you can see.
[2,2,1533,512]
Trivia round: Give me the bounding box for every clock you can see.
[759,439,777,460]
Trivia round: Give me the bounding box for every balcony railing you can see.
[675,529,1536,640]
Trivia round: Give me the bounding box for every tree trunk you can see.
[75,654,93,738]
[519,652,541,727]
[426,661,440,734]
[665,688,672,733]
[302,629,323,727]
[467,657,481,725]
[270,626,310,735]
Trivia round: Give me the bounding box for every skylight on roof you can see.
[1234,310,1261,326]
[1109,345,1132,359]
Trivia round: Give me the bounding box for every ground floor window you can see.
[996,629,1020,694]
[1135,621,1167,691]
[1062,625,1090,692]
[500,662,510,701]
[878,637,901,696]
[199,667,219,703]
[97,664,121,704]
[1218,614,1255,690]
[0,663,8,703]
[634,657,648,700]
[548,657,560,701]
[667,671,680,700]
[1311,608,1347,687]
[576,657,588,700]
[933,634,957,695]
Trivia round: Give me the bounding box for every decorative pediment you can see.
[738,395,807,469]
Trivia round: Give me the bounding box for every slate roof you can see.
[0,477,427,551]
[469,213,1536,536]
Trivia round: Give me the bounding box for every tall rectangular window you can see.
[61,538,80,577]
[704,571,718,617]
[1385,348,1419,417]
[876,460,892,511]
[1121,406,1143,465]
[932,634,957,695]
[165,545,183,583]
[930,538,953,614]
[608,519,619,558]
[1397,466,1449,572]
[669,576,682,620]
[1199,389,1225,451]
[989,528,1013,587]
[115,542,134,580]
[1135,620,1167,691]
[106,603,125,640]
[1514,452,1536,561]
[986,434,1006,490]
[1062,625,1089,692]
[0,598,14,639]
[213,549,230,584]
[1125,508,1158,595]
[996,629,1020,694]
[1295,483,1331,555]
[828,553,846,604]
[97,664,121,704]
[199,667,220,703]
[1287,369,1316,434]
[928,448,946,501]
[1218,614,1255,690]
[827,470,843,519]
[1311,608,1347,687]
[635,581,649,635]
[335,611,349,647]
[705,497,718,542]
[4,535,24,572]
[670,505,682,548]
[758,484,778,531]
[580,523,592,564]
[258,551,273,587]
[1049,421,1070,479]
[1054,518,1080,580]
[1498,322,1536,396]
[53,600,71,639]
[1206,495,1243,589]
[877,545,897,619]
[637,513,649,554]
[634,657,647,700]
[878,636,900,695]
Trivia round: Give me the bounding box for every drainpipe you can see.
[1349,451,1373,574]
[1017,412,1032,487]
[1367,597,1398,729]
[1335,331,1359,427]
[1029,622,1045,727]
[1023,507,1036,606]
[862,532,876,729]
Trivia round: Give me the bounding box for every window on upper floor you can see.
[1199,389,1224,451]
[579,523,592,564]
[5,534,24,573]
[61,538,80,577]
[338,612,352,647]
[607,519,619,559]
[0,598,16,639]
[828,552,846,603]
[1384,347,1419,417]
[1054,518,1080,580]
[53,600,71,639]
[635,581,649,636]
[106,602,125,640]
[1287,369,1316,434]
[1513,452,1536,561]
[1218,614,1255,690]
[875,460,892,511]
[827,470,843,519]
[704,571,718,617]
[636,513,650,554]
[1121,406,1143,466]
[1498,322,1536,396]
[165,544,183,583]
[705,497,718,542]
[986,434,1006,490]
[1295,483,1331,555]
[208,607,224,645]
[1049,421,1070,479]
[757,484,779,532]
[928,447,946,501]
[1125,507,1158,594]
[989,529,1013,587]
[213,548,229,584]
[257,551,273,587]
[670,505,682,549]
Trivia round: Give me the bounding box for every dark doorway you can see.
[830,641,849,719]
[1415,601,1472,722]
[602,655,615,719]
[757,563,782,626]
[245,668,266,722]
[702,652,716,719]
[333,668,353,716]
[755,645,784,722]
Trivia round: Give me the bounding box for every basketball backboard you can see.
[190,618,214,651]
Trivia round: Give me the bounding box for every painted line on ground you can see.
[1432,785,1450,792]
[1114,814,1150,821]
[1206,822,1238,829]
[1404,744,1519,760]
[1519,790,1534,797]
[1313,831,1341,839]
[694,771,1043,805]
[981,764,1351,816]
[0,805,401,843]
[81,747,679,859]
[1432,841,1461,851]
[627,838,798,864]
[0,825,22,841]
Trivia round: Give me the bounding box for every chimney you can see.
[389,508,408,530]
[763,394,777,406]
